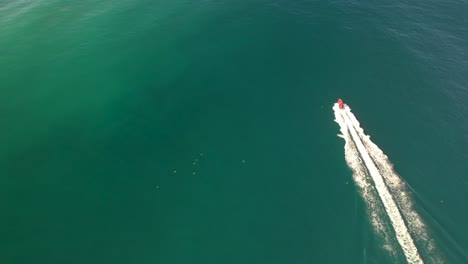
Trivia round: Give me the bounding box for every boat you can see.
[338,98,345,109]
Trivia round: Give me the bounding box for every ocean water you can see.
[1,0,468,263]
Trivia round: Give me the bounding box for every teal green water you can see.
[1,1,468,263]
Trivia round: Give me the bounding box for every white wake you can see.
[334,103,424,264]
[345,106,440,259]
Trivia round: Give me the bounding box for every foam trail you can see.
[334,104,423,264]
[345,107,440,263]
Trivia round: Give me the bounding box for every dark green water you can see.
[1,0,468,263]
